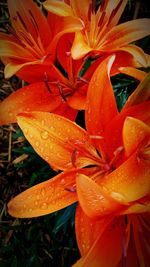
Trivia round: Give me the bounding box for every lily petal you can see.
[123,73,150,109]
[104,101,150,157]
[67,85,87,110]
[99,151,150,203]
[119,67,147,81]
[73,216,125,267]
[76,174,125,218]
[8,170,78,218]
[123,117,150,157]
[71,32,93,59]
[4,60,44,79]
[16,61,69,83]
[0,40,34,59]
[43,0,74,17]
[0,82,61,126]
[47,16,84,55]
[124,201,150,214]
[106,0,128,28]
[118,44,148,68]
[17,111,97,171]
[85,55,118,150]
[75,205,112,256]
[100,19,150,51]
[8,0,51,47]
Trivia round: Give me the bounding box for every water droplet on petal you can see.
[110,191,126,202]
[41,202,48,210]
[50,126,55,131]
[24,128,28,134]
[35,141,39,147]
[41,120,45,126]
[41,131,49,140]
[41,188,46,197]
[60,178,65,184]
[28,208,33,212]
[9,112,13,117]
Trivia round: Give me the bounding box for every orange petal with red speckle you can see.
[8,170,78,218]
[0,83,61,126]
[123,117,150,156]
[17,111,97,171]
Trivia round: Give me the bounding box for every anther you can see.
[65,51,71,57]
[19,31,33,46]
[107,0,123,26]
[16,11,28,31]
[5,24,23,45]
[98,11,106,27]
[28,9,39,36]
[44,72,52,93]
[57,81,67,101]
[89,135,104,140]
[71,149,79,167]
[77,76,89,84]
[65,186,76,192]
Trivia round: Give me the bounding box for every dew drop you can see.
[24,128,28,134]
[28,208,33,212]
[35,141,39,147]
[50,126,55,130]
[41,131,49,140]
[111,191,126,202]
[40,147,44,153]
[29,134,33,138]
[41,188,46,197]
[60,178,65,184]
[41,202,48,210]
[36,194,40,200]
[9,112,13,117]
[23,204,26,209]
[41,120,45,126]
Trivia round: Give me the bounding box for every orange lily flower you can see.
[0,0,83,81]
[0,31,147,126]
[7,56,150,266]
[0,34,95,125]
[44,0,150,71]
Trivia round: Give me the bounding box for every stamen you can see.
[88,3,92,20]
[89,135,104,140]
[107,146,124,170]
[91,0,96,13]
[98,11,106,27]
[113,0,123,16]
[100,0,109,12]
[19,31,33,46]
[5,24,24,45]
[122,234,127,267]
[13,16,18,22]
[107,0,123,26]
[65,51,71,57]
[57,81,67,101]
[77,76,89,84]
[44,72,52,93]
[71,149,79,167]
[28,9,39,36]
[16,11,28,31]
[65,186,76,192]
[113,146,124,157]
